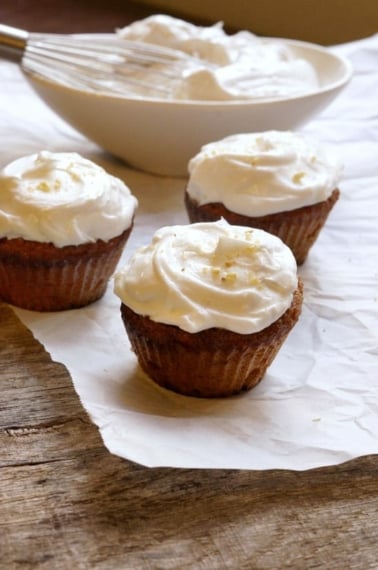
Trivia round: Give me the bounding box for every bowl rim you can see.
[26,34,354,108]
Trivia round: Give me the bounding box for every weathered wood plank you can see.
[1,301,378,569]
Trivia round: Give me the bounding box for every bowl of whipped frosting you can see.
[25,15,352,176]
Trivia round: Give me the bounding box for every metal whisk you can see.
[0,23,204,97]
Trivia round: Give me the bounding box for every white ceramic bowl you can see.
[26,37,352,177]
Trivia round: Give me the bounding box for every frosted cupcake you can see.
[185,131,342,264]
[0,151,138,311]
[114,219,303,398]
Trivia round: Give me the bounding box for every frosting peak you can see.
[114,219,298,334]
[117,15,319,101]
[0,151,138,246]
[187,131,343,215]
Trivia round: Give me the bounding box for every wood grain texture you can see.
[1,301,378,569]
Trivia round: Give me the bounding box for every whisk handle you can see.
[0,24,28,61]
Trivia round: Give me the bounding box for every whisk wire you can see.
[0,25,208,98]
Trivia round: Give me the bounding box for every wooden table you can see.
[1,2,378,568]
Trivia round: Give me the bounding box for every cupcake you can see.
[185,131,342,264]
[114,218,303,398]
[0,151,138,311]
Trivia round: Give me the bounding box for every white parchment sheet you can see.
[1,34,377,469]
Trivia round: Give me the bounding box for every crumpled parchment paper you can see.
[2,34,377,469]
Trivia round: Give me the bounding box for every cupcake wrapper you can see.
[120,280,303,398]
[185,189,340,265]
[0,228,131,311]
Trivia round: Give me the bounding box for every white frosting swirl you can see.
[187,131,343,216]
[0,151,138,247]
[117,15,319,101]
[114,219,298,334]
